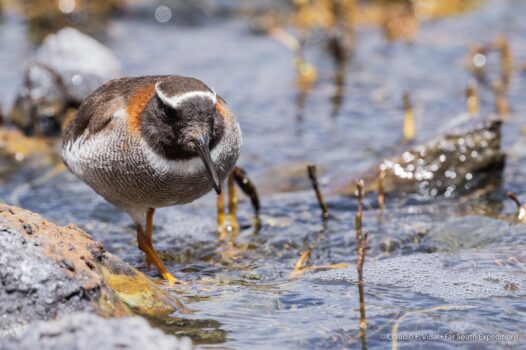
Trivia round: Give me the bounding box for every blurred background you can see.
[2,0,515,194]
[1,1,526,348]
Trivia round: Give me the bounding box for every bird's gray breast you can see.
[62,119,241,210]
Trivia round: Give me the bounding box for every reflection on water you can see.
[1,0,526,348]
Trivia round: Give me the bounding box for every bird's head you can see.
[140,78,227,194]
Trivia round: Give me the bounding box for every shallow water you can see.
[2,0,526,348]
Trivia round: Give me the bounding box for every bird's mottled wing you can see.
[62,75,215,144]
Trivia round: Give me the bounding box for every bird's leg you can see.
[231,166,261,230]
[217,175,241,238]
[216,184,229,240]
[228,174,240,234]
[137,209,178,283]
[217,186,225,228]
[143,208,155,270]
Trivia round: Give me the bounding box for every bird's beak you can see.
[195,136,221,195]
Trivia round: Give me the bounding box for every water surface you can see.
[1,0,526,348]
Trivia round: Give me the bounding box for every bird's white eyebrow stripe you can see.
[155,82,217,109]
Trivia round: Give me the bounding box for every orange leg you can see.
[137,208,178,283]
[143,208,154,270]
[228,174,240,233]
[217,187,225,229]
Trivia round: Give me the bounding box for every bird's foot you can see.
[228,213,240,234]
[162,271,181,286]
[216,218,240,240]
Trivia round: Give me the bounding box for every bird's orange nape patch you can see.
[215,101,229,119]
[127,84,156,134]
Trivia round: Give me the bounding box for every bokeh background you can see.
[1,1,526,349]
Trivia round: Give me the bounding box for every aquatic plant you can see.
[307,164,330,220]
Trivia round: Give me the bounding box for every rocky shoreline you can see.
[0,203,191,349]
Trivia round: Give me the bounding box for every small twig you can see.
[355,179,368,349]
[357,234,368,281]
[295,53,317,90]
[494,36,512,86]
[493,80,509,116]
[294,249,312,271]
[355,179,364,246]
[377,170,385,210]
[357,232,368,347]
[289,261,349,278]
[307,164,330,220]
[402,92,415,142]
[465,84,479,115]
[268,27,300,51]
[268,27,317,90]
[506,192,526,223]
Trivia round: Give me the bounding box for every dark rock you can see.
[2,313,192,350]
[0,203,185,341]
[0,224,102,339]
[377,119,505,197]
[10,27,121,136]
[332,119,505,198]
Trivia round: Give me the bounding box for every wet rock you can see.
[10,27,121,136]
[371,119,505,198]
[0,203,184,339]
[331,120,506,198]
[2,313,192,350]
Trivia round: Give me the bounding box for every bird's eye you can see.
[165,106,181,119]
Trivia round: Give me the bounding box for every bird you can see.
[62,75,242,283]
